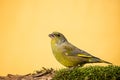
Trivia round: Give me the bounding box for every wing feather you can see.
[63,42,94,58]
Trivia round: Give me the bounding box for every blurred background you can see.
[0,0,120,76]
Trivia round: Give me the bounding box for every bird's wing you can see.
[63,43,94,58]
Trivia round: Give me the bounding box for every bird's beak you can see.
[48,34,54,38]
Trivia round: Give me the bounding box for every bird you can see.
[48,32,112,68]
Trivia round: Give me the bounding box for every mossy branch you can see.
[52,65,120,80]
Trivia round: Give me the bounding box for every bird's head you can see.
[49,32,68,44]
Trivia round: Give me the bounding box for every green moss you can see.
[52,65,120,80]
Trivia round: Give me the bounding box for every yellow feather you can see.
[77,54,92,58]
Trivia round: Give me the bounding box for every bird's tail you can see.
[89,57,112,64]
[100,60,112,64]
[91,57,112,64]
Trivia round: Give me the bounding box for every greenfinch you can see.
[49,32,112,68]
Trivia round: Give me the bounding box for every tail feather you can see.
[101,60,112,64]
[90,57,112,64]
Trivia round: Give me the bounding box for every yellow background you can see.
[0,0,120,75]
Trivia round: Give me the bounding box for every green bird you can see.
[49,32,112,68]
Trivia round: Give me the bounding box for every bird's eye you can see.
[57,34,60,37]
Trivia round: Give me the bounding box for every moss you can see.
[52,65,120,80]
